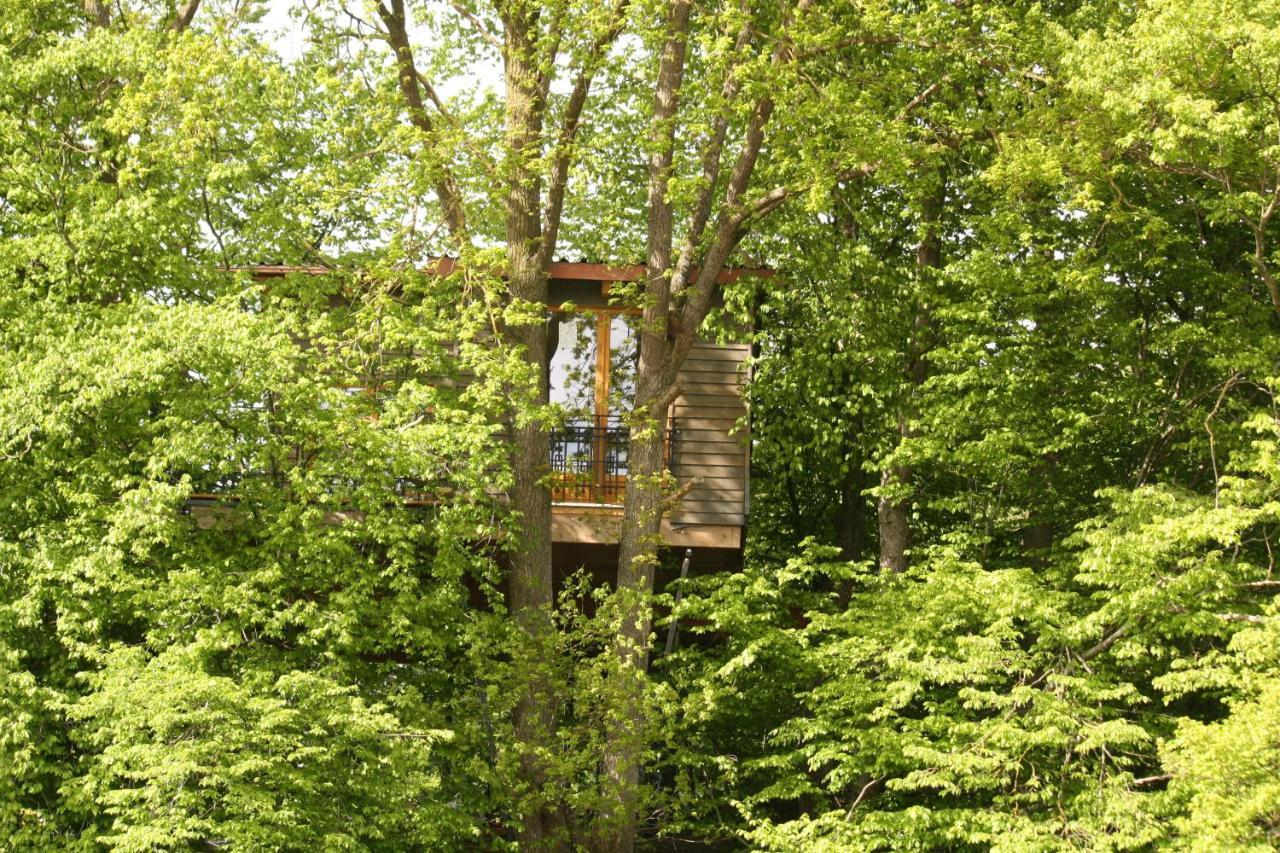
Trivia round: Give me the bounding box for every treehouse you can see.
[249,261,757,571]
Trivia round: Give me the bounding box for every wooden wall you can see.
[668,339,751,529]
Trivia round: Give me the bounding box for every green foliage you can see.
[5,0,1280,849]
[658,0,1280,848]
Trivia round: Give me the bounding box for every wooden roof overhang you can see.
[240,259,771,285]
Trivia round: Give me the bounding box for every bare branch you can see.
[897,78,945,121]
[1131,773,1173,787]
[642,0,694,333]
[1248,180,1280,318]
[1217,612,1268,624]
[376,0,469,239]
[1072,623,1130,669]
[416,70,499,177]
[673,0,816,352]
[1021,623,1131,693]
[844,776,884,818]
[667,12,755,292]
[447,1,503,53]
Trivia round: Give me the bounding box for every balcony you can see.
[549,415,675,505]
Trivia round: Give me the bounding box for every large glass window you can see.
[548,310,640,502]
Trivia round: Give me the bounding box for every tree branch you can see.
[667,12,755,295]
[844,776,884,818]
[540,0,631,268]
[1131,773,1173,787]
[170,0,201,32]
[83,0,110,27]
[641,0,694,342]
[447,1,503,53]
[377,0,469,239]
[1248,179,1280,319]
[673,0,816,354]
[897,78,945,121]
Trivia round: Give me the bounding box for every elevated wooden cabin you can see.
[249,261,759,571]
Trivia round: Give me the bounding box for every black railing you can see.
[549,415,675,504]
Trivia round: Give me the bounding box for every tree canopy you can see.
[2,0,1279,850]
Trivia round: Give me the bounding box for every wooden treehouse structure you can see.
[246,261,758,571]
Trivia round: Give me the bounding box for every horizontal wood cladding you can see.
[552,508,741,549]
[679,379,744,396]
[674,394,748,411]
[436,323,753,535]
[675,484,746,505]
[679,476,746,493]
[673,416,745,435]
[665,510,746,527]
[680,359,748,376]
[672,464,744,481]
[686,342,749,359]
[669,336,750,529]
[675,452,745,471]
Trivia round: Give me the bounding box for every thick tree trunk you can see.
[597,404,668,851]
[835,463,869,606]
[595,2,811,845]
[877,174,944,574]
[505,271,561,850]
[877,455,912,573]
[1022,454,1056,563]
[502,16,564,851]
[1023,519,1053,552]
[837,464,868,563]
[377,1,628,845]
[594,3,691,847]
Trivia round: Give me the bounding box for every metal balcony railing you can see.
[549,414,675,505]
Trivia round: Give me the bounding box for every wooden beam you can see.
[236,260,772,285]
[551,506,741,548]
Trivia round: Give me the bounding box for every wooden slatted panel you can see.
[670,338,749,528]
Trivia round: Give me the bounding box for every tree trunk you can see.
[877,173,944,574]
[835,463,868,606]
[1023,519,1053,552]
[877,455,912,573]
[503,15,564,851]
[837,464,868,563]
[594,3,691,847]
[594,0,811,844]
[596,402,669,851]
[1022,454,1056,563]
[505,271,561,850]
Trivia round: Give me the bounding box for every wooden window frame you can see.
[549,283,673,505]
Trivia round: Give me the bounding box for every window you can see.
[548,309,639,503]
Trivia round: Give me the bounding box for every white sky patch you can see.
[254,0,309,62]
[254,0,505,96]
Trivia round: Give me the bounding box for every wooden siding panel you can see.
[677,484,747,504]
[674,392,748,409]
[670,337,750,529]
[680,358,749,375]
[673,453,748,469]
[670,465,745,481]
[676,378,743,396]
[673,499,748,516]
